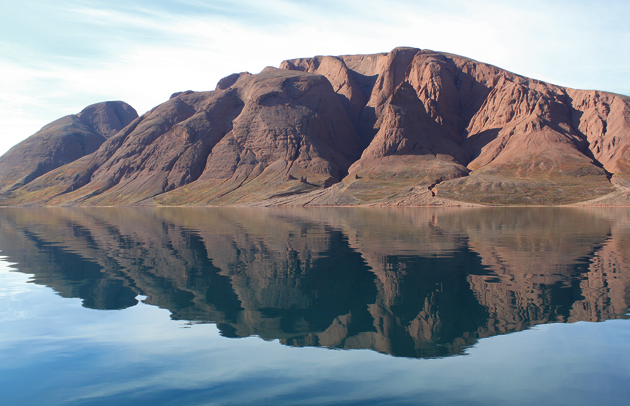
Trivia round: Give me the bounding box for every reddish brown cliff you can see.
[2,47,630,206]
[0,101,137,195]
[282,48,628,205]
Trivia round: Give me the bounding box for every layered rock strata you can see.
[2,47,630,206]
[0,101,137,194]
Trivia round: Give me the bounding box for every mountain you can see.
[1,47,630,206]
[0,101,138,195]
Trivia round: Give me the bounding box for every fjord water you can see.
[1,208,629,405]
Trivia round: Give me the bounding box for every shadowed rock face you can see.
[77,101,139,139]
[2,47,630,206]
[2,68,362,206]
[0,101,137,194]
[281,48,630,205]
[0,207,628,359]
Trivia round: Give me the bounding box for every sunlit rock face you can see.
[0,69,362,206]
[1,207,628,359]
[282,48,630,205]
[3,48,630,206]
[0,101,137,195]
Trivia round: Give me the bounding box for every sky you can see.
[1,0,629,155]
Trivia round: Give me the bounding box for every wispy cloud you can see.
[0,0,629,154]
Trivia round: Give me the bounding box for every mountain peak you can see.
[1,47,629,206]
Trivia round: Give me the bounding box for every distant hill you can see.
[0,101,137,196]
[1,47,630,206]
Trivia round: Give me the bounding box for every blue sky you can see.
[1,0,629,155]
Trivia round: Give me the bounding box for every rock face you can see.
[2,68,362,206]
[0,101,137,194]
[2,47,630,206]
[282,48,627,205]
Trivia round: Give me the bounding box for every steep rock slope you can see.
[440,76,618,204]
[158,68,363,205]
[0,101,137,194]
[281,47,629,205]
[2,47,630,206]
[6,68,362,206]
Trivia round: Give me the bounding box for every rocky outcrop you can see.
[160,68,363,205]
[0,101,137,194]
[567,89,630,176]
[3,68,362,206]
[2,47,630,206]
[282,48,625,205]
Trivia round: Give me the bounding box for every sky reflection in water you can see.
[0,207,629,405]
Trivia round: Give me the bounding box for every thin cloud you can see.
[0,0,628,155]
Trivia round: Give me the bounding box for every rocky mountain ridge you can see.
[0,101,137,195]
[1,47,630,206]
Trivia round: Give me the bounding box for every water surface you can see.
[1,207,629,405]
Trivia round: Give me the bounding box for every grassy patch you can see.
[438,172,614,205]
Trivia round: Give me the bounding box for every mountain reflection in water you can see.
[0,207,628,359]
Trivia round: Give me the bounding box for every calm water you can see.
[1,207,629,405]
